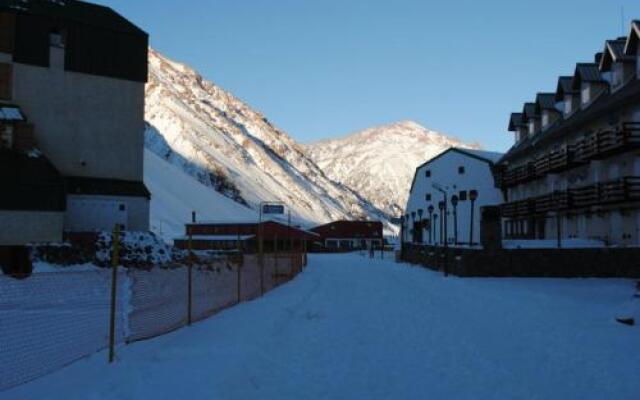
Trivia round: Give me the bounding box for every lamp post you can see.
[469,190,478,247]
[417,209,423,243]
[438,201,444,245]
[451,195,459,246]
[399,215,405,259]
[411,211,416,243]
[433,213,438,247]
[427,205,434,245]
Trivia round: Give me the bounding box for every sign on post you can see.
[262,204,285,215]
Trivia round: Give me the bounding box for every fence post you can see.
[187,232,193,326]
[108,224,120,363]
[274,235,279,286]
[236,231,241,303]
[259,223,264,296]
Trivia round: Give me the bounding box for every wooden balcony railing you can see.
[498,122,640,189]
[502,176,640,218]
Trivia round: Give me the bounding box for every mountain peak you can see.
[307,123,481,216]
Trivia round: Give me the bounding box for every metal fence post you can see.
[187,232,193,326]
[236,231,241,303]
[108,224,120,363]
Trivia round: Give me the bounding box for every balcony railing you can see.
[499,122,640,189]
[502,176,640,218]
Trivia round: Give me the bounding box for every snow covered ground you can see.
[3,253,639,399]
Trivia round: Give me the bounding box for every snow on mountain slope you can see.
[144,48,390,230]
[306,121,480,216]
[144,149,257,242]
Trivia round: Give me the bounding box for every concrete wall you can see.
[65,194,149,232]
[10,46,145,181]
[405,151,503,246]
[402,244,640,278]
[0,211,63,245]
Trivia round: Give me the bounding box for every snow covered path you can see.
[3,253,639,400]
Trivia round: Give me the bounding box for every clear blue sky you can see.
[96,0,640,151]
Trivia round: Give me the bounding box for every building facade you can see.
[0,0,150,242]
[497,22,640,246]
[310,220,383,250]
[403,148,504,247]
[176,220,318,252]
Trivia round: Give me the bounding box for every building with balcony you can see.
[0,0,150,244]
[497,21,640,246]
[403,148,504,247]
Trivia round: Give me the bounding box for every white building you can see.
[403,148,504,247]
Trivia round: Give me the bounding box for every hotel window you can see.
[425,194,431,201]
[459,190,467,201]
[425,169,431,177]
[581,84,590,104]
[458,166,465,175]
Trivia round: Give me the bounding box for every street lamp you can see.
[427,205,434,245]
[438,201,444,245]
[433,213,438,247]
[469,190,478,247]
[451,195,459,246]
[399,215,405,258]
[410,212,416,243]
[417,209,423,243]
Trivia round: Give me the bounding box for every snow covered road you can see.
[3,253,639,400]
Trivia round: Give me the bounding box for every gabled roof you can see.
[508,113,524,131]
[522,102,538,121]
[624,20,640,55]
[555,76,577,102]
[534,93,557,113]
[571,63,605,90]
[499,77,640,165]
[414,147,503,172]
[409,147,504,194]
[600,39,634,71]
[0,0,146,35]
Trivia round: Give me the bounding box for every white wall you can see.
[405,151,503,246]
[65,195,149,232]
[0,211,64,245]
[11,47,145,181]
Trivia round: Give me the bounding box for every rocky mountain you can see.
[306,121,480,216]
[144,48,390,230]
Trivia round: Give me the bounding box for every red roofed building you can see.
[175,220,318,252]
[310,220,383,251]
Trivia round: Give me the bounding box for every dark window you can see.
[425,170,431,177]
[458,166,465,174]
[459,191,467,201]
[119,203,126,211]
[425,193,431,201]
[0,63,12,100]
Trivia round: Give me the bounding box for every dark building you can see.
[175,220,319,252]
[310,220,383,250]
[497,22,640,246]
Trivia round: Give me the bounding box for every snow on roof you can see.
[175,235,255,241]
[0,107,24,121]
[457,149,504,163]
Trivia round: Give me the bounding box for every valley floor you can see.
[3,253,639,400]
